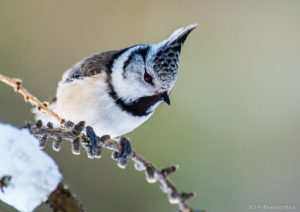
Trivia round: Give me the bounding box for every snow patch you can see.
[0,123,62,212]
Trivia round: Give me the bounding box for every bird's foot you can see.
[112,137,132,168]
[85,126,103,159]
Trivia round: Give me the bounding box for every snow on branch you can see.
[0,73,202,212]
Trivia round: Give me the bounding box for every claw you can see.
[86,126,97,148]
[112,137,132,164]
[119,137,132,159]
[85,126,98,157]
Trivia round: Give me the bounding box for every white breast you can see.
[55,74,153,138]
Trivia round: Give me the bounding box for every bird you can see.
[34,24,197,143]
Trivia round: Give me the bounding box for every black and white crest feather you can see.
[152,23,197,83]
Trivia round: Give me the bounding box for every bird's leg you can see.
[85,126,101,158]
[112,137,132,168]
[85,126,97,149]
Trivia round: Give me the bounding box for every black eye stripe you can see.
[122,46,149,71]
[137,46,149,62]
[123,54,133,71]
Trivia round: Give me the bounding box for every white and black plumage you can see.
[34,24,197,139]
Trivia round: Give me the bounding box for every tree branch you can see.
[0,74,66,126]
[0,74,202,212]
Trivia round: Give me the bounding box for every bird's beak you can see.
[160,91,171,105]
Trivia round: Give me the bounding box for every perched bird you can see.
[34,24,197,140]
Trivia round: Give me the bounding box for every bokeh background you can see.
[1,1,300,212]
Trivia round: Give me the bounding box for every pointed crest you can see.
[152,23,197,82]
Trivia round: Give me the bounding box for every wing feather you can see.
[64,50,121,82]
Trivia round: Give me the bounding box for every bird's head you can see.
[110,23,197,105]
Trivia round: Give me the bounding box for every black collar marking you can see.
[107,82,162,117]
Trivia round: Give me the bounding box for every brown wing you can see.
[64,50,122,83]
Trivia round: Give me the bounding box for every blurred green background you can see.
[1,1,300,212]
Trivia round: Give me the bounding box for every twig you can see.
[0,74,66,126]
[1,74,201,212]
[31,123,198,211]
[47,183,84,212]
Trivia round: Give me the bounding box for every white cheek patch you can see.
[111,47,153,102]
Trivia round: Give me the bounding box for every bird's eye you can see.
[144,71,153,84]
